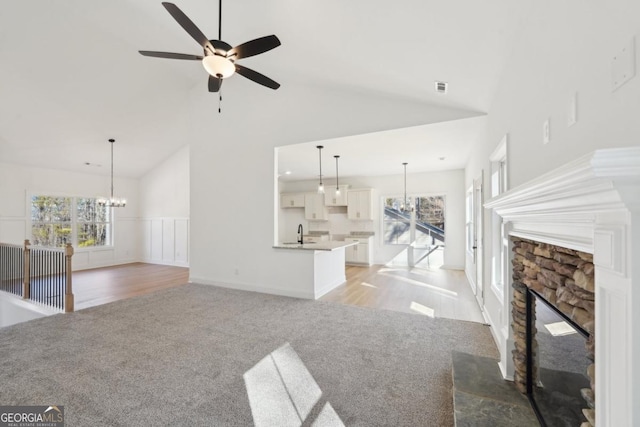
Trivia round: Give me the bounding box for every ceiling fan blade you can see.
[210,40,232,52]
[235,64,280,90]
[162,2,214,53]
[139,51,203,60]
[228,35,281,60]
[208,75,222,92]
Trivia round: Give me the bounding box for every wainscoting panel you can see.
[140,218,189,267]
[150,220,163,262]
[162,220,175,263]
[175,219,189,264]
[141,220,152,260]
[114,218,138,265]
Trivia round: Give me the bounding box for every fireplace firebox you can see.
[526,288,592,426]
[511,237,595,427]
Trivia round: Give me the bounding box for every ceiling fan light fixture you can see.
[202,54,235,78]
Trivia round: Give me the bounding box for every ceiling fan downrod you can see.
[218,0,222,41]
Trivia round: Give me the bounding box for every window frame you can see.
[382,193,446,247]
[28,193,114,250]
[382,195,412,246]
[489,134,509,302]
[465,186,474,256]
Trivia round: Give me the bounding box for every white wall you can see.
[464,0,640,374]
[0,291,58,328]
[0,162,139,270]
[138,145,190,267]
[280,169,466,269]
[187,77,477,297]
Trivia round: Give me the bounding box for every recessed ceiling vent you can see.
[435,81,448,94]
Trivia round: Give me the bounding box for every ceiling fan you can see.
[139,1,281,96]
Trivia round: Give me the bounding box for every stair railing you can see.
[0,239,74,312]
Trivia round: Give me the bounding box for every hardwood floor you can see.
[322,263,486,323]
[72,263,189,311]
[70,261,483,324]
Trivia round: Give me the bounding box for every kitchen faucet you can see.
[297,224,304,244]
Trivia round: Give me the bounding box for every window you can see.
[383,195,446,246]
[30,196,112,248]
[465,186,474,254]
[76,198,112,247]
[489,134,508,301]
[31,196,72,247]
[383,197,411,245]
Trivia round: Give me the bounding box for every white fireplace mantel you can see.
[485,147,640,427]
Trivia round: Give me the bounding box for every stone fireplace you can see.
[485,147,640,426]
[511,237,595,425]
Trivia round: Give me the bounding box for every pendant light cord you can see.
[335,155,340,190]
[403,162,408,210]
[318,146,323,185]
[110,139,115,200]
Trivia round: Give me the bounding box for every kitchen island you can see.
[273,241,357,299]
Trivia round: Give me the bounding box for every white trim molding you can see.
[485,147,640,427]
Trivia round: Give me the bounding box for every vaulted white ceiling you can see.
[0,0,531,178]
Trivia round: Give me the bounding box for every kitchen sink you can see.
[281,242,316,245]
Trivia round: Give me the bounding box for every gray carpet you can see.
[0,283,498,426]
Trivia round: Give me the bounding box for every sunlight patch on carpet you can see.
[244,342,344,427]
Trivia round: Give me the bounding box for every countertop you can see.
[273,241,358,251]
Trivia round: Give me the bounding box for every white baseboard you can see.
[189,276,314,300]
[141,259,189,268]
[440,264,464,270]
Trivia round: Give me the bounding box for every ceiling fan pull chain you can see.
[218,82,222,113]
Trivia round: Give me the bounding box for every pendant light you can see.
[316,145,324,194]
[98,139,126,208]
[334,155,341,196]
[401,162,413,213]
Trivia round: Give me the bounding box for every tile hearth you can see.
[452,351,537,427]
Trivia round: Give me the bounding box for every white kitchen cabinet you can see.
[324,185,349,206]
[344,236,373,265]
[280,193,305,208]
[347,189,374,220]
[304,193,328,221]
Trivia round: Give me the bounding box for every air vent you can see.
[435,81,448,94]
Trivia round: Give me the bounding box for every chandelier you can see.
[98,139,126,208]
